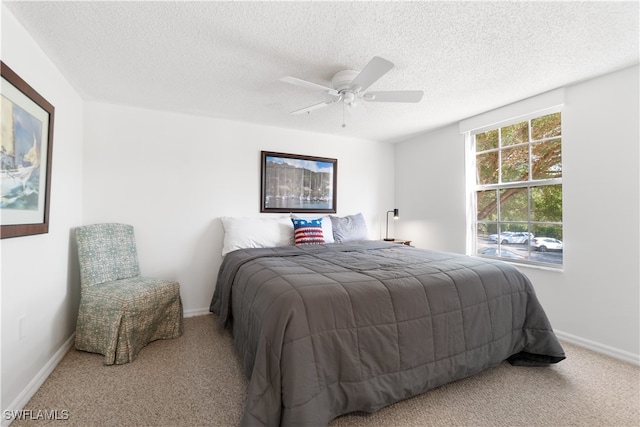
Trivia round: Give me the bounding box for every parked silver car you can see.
[489,232,533,244]
[488,232,511,243]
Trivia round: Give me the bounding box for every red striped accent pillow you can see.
[291,218,325,245]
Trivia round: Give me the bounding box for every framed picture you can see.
[1,61,55,239]
[261,151,337,214]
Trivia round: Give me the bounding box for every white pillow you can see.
[221,217,294,256]
[321,217,335,244]
[290,214,334,244]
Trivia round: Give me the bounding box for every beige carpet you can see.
[11,315,639,427]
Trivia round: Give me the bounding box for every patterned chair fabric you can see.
[74,223,183,365]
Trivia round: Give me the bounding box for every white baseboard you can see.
[1,333,75,427]
[555,330,640,366]
[183,307,212,318]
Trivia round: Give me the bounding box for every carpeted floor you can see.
[11,315,640,426]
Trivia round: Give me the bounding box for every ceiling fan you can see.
[280,56,424,118]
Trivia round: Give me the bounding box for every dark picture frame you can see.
[261,151,337,214]
[1,61,55,239]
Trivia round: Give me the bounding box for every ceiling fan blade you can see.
[290,100,334,115]
[364,90,424,103]
[280,76,339,96]
[350,56,394,92]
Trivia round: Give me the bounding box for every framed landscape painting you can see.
[261,151,337,214]
[1,61,55,239]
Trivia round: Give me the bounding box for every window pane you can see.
[476,129,498,151]
[532,112,561,140]
[531,185,562,222]
[477,190,497,221]
[476,151,499,184]
[495,223,533,245]
[499,188,528,222]
[501,145,529,182]
[530,226,563,266]
[476,223,494,240]
[501,121,528,146]
[532,139,562,179]
[531,224,563,241]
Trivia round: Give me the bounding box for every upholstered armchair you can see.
[74,223,183,365]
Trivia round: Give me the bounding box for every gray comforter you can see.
[210,241,565,426]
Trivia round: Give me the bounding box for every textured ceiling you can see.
[4,1,639,143]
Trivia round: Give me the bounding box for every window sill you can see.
[473,255,564,273]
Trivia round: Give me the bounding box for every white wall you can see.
[82,102,395,315]
[396,65,640,362]
[394,124,466,253]
[1,5,84,415]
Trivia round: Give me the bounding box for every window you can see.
[470,111,563,267]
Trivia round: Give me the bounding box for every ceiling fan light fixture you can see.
[342,91,356,105]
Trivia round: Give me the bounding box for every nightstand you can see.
[382,239,412,246]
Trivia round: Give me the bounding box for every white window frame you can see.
[460,89,564,267]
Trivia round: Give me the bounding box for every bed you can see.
[210,231,565,426]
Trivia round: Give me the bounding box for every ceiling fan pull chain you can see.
[342,100,346,128]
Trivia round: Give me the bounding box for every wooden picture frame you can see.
[1,61,55,239]
[261,151,337,214]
